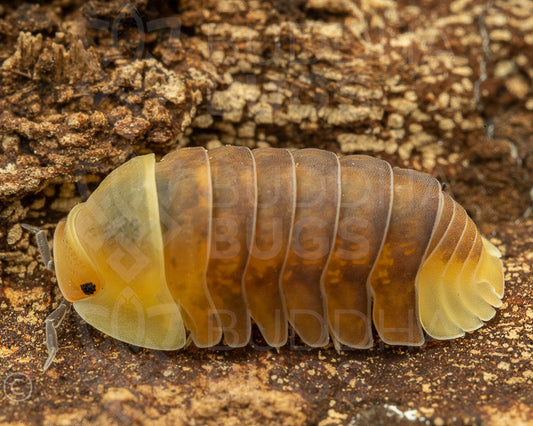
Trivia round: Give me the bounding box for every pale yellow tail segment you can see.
[418,231,504,341]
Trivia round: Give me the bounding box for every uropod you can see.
[26,146,504,370]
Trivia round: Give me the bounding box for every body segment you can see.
[280,149,340,347]
[244,148,295,347]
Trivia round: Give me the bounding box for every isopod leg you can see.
[43,299,72,372]
[21,224,55,271]
[21,224,71,371]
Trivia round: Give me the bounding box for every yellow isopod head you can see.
[53,215,103,302]
[53,154,186,351]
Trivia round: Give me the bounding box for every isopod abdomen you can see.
[52,146,504,350]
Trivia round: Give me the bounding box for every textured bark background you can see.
[0,0,531,424]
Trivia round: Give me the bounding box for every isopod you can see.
[30,146,504,367]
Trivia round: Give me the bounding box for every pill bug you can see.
[47,146,503,354]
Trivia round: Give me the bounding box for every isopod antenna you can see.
[21,224,72,373]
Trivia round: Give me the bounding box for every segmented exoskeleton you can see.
[44,146,504,357]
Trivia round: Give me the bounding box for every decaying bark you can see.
[0,0,531,219]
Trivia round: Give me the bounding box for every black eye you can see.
[80,282,96,295]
